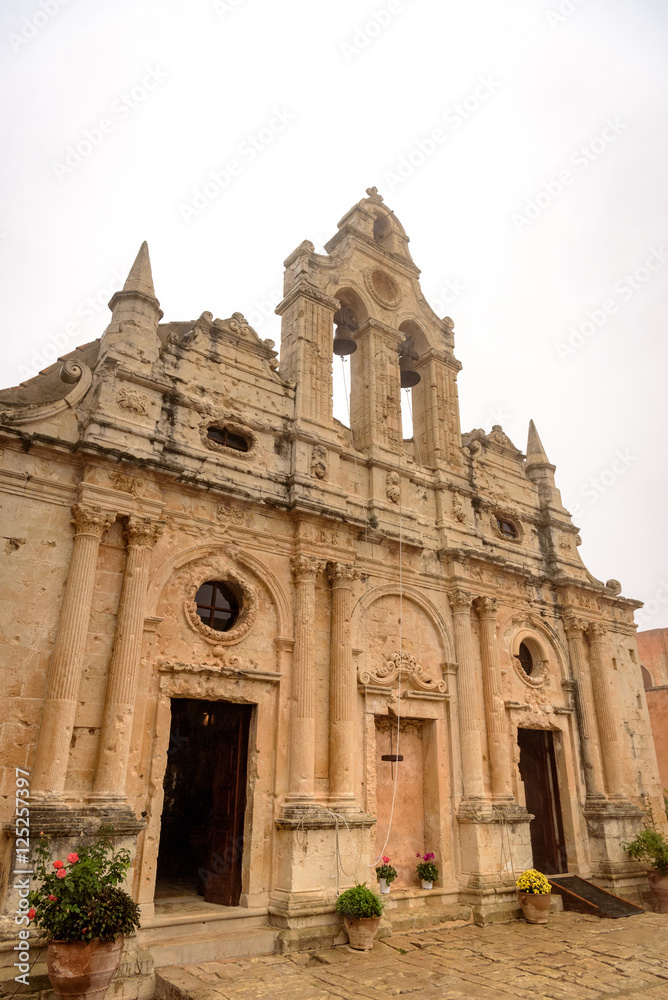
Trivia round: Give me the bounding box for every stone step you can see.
[140,907,268,945]
[150,926,278,968]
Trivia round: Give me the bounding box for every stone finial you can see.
[365,186,383,203]
[526,420,554,470]
[122,241,158,300]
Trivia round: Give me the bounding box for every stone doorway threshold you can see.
[139,897,277,966]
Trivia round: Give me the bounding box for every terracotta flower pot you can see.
[518,892,551,924]
[343,915,381,951]
[648,872,668,913]
[47,938,124,1000]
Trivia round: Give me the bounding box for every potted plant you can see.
[335,882,384,951]
[516,868,552,923]
[415,852,438,889]
[623,827,668,913]
[375,857,397,894]
[27,828,140,1000]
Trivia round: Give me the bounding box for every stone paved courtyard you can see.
[156,911,668,1000]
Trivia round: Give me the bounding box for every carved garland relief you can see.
[358,650,447,694]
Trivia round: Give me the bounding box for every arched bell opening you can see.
[332,287,369,429]
[397,320,425,441]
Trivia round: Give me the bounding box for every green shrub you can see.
[28,827,141,942]
[623,828,668,876]
[335,883,383,918]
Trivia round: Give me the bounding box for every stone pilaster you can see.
[286,554,323,805]
[350,319,402,455]
[31,504,115,801]
[326,562,358,808]
[563,614,606,802]
[411,348,463,468]
[91,515,163,803]
[474,597,514,803]
[586,622,626,800]
[448,590,486,805]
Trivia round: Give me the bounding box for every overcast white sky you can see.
[1,0,667,628]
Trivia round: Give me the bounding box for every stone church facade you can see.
[0,189,664,977]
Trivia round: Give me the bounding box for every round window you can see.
[518,642,534,676]
[195,581,240,632]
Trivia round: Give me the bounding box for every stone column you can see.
[563,614,606,801]
[327,562,358,808]
[474,597,514,802]
[449,590,486,802]
[287,554,322,805]
[586,622,625,799]
[92,515,163,803]
[31,504,115,800]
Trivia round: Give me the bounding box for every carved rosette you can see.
[71,504,115,538]
[358,651,447,694]
[182,560,259,646]
[125,516,165,548]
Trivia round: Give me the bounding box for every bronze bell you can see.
[333,305,358,356]
[398,336,420,388]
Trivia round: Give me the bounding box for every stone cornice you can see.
[275,281,340,316]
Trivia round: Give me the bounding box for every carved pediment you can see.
[358,651,446,694]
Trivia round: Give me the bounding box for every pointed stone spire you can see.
[526,420,553,470]
[122,241,157,300]
[109,241,162,315]
[97,242,163,369]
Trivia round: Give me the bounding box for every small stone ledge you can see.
[275,808,375,830]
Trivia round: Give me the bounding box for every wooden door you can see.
[517,728,567,874]
[203,702,252,906]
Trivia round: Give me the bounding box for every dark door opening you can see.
[155,698,252,905]
[517,728,567,875]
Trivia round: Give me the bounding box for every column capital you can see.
[563,613,587,638]
[474,595,498,619]
[448,589,473,613]
[586,621,608,643]
[125,515,164,548]
[291,553,323,582]
[326,561,358,587]
[71,503,115,538]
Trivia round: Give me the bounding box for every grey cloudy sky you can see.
[2,0,667,627]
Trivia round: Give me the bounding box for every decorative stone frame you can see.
[184,566,259,646]
[490,511,524,544]
[510,630,549,687]
[201,416,258,460]
[364,267,402,310]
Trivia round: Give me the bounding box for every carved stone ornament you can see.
[452,492,466,523]
[201,416,258,460]
[126,515,164,548]
[359,651,447,694]
[182,560,259,646]
[327,562,358,587]
[366,186,384,203]
[291,554,324,581]
[364,267,402,309]
[109,471,142,496]
[311,444,327,481]
[216,503,244,523]
[71,503,115,538]
[448,589,473,613]
[386,471,400,504]
[117,387,148,415]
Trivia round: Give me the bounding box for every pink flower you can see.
[48,895,57,902]
[27,908,35,920]
[416,852,421,858]
[67,853,79,864]
[424,852,435,861]
[56,869,67,879]
[53,860,63,869]
[382,856,390,864]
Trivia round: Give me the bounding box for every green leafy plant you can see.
[27,827,141,942]
[335,883,383,919]
[375,856,397,885]
[516,868,551,894]
[415,852,439,883]
[623,828,668,876]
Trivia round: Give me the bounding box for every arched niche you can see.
[398,318,429,357]
[502,614,570,690]
[351,584,455,686]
